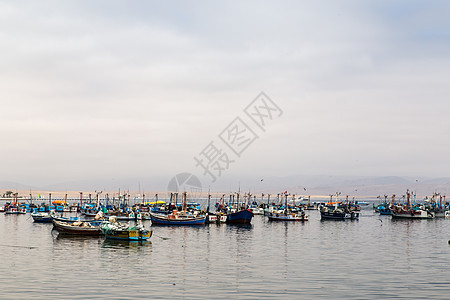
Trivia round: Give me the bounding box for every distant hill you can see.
[1,175,450,199]
[0,181,38,190]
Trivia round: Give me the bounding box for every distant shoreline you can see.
[0,188,433,203]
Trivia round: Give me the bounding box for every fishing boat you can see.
[31,212,52,223]
[391,206,434,219]
[378,205,392,215]
[445,211,450,218]
[5,206,26,215]
[267,193,308,221]
[52,220,102,235]
[225,209,254,224]
[4,194,26,214]
[267,210,308,221]
[101,218,152,241]
[248,204,264,215]
[150,211,206,225]
[391,192,434,220]
[424,193,448,218]
[320,208,359,220]
[218,193,254,224]
[150,192,206,225]
[206,212,228,224]
[319,202,359,220]
[204,193,227,224]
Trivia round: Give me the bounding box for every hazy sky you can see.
[1,1,450,190]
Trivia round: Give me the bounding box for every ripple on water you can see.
[0,211,450,299]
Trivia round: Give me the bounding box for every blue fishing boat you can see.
[226,209,254,224]
[31,212,52,223]
[378,205,392,215]
[150,211,206,225]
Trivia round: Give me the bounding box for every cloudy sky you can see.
[1,0,450,191]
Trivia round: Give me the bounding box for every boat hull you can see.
[320,211,359,220]
[150,213,206,225]
[5,207,26,214]
[391,210,434,219]
[31,213,52,223]
[267,212,308,221]
[226,209,254,224]
[52,220,102,235]
[103,229,152,241]
[379,208,392,215]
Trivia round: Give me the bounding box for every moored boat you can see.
[5,206,26,215]
[226,209,254,224]
[52,220,102,235]
[267,210,308,221]
[320,209,359,220]
[391,192,434,220]
[319,202,359,220]
[150,211,206,225]
[31,212,52,223]
[266,193,308,221]
[150,192,206,225]
[101,218,151,241]
[391,206,434,219]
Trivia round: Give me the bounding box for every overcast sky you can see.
[1,0,450,191]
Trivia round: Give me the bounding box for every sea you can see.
[1,207,449,299]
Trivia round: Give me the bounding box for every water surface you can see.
[1,209,449,299]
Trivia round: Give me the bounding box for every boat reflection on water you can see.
[224,223,253,232]
[102,238,151,249]
[51,231,104,250]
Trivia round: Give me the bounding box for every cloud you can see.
[1,1,450,188]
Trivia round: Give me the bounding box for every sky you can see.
[1,0,450,192]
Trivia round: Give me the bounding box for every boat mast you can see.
[182,192,187,212]
[407,190,411,209]
[284,192,288,214]
[207,189,211,214]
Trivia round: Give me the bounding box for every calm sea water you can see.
[0,208,449,299]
